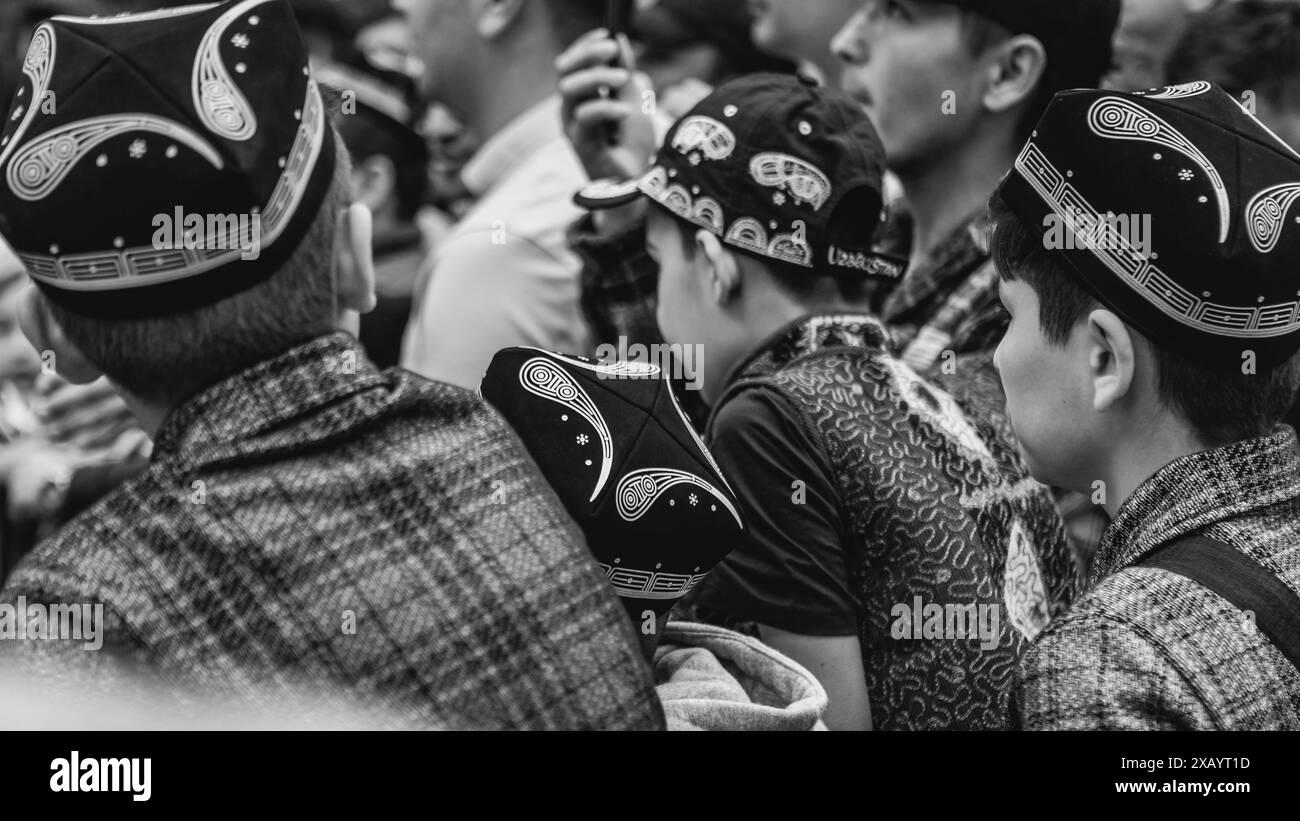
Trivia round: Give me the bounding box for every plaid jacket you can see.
[0,334,664,731]
[1015,427,1300,730]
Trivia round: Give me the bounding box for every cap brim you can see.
[573,176,647,210]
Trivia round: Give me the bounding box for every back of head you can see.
[957,0,1122,144]
[0,0,348,406]
[992,83,1300,446]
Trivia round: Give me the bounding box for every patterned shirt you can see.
[696,315,1079,729]
[1015,427,1300,730]
[0,333,664,731]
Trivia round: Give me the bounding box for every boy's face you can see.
[834,0,989,174]
[647,210,735,404]
[994,278,1098,491]
[393,0,479,102]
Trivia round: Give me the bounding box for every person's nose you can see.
[831,8,870,66]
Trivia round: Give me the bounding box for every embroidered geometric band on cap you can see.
[17,74,326,292]
[1016,105,1300,341]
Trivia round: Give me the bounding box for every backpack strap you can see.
[1138,535,1300,673]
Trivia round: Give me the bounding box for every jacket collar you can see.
[723,313,891,391]
[153,333,386,461]
[878,204,992,323]
[1092,426,1300,586]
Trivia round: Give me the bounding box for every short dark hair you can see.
[988,192,1300,447]
[958,11,1065,147]
[1166,0,1300,110]
[44,134,353,407]
[665,213,873,308]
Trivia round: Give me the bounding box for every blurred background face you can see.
[1103,0,1203,91]
[834,0,986,174]
[395,0,479,103]
[993,279,1096,491]
[749,0,861,75]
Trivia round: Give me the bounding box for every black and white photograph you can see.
[0,0,1295,804]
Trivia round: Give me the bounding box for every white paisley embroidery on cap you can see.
[519,357,614,503]
[1245,183,1300,254]
[1137,81,1211,100]
[1086,96,1230,244]
[7,114,223,201]
[749,152,832,211]
[616,468,743,528]
[671,116,737,162]
[192,0,272,141]
[1014,140,1300,339]
[0,24,56,172]
[1234,97,1300,161]
[50,4,215,26]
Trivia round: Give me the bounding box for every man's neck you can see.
[458,53,558,141]
[895,137,1016,271]
[1095,415,1207,520]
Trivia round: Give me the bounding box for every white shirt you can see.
[401,97,593,390]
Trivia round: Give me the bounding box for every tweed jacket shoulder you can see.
[709,315,1079,729]
[0,334,664,731]
[1015,428,1300,730]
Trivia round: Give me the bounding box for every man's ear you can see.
[351,155,398,215]
[1087,308,1136,413]
[982,34,1047,115]
[695,231,741,306]
[472,0,527,40]
[15,286,103,384]
[334,203,377,320]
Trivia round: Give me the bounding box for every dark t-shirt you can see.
[695,388,859,636]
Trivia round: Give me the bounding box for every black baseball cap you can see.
[577,72,903,281]
[927,0,1121,91]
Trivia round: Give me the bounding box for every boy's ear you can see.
[472,0,527,40]
[1087,308,1136,413]
[15,286,103,385]
[982,34,1047,115]
[696,230,741,306]
[334,203,377,319]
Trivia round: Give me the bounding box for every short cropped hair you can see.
[666,213,874,308]
[988,192,1300,447]
[45,133,353,407]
